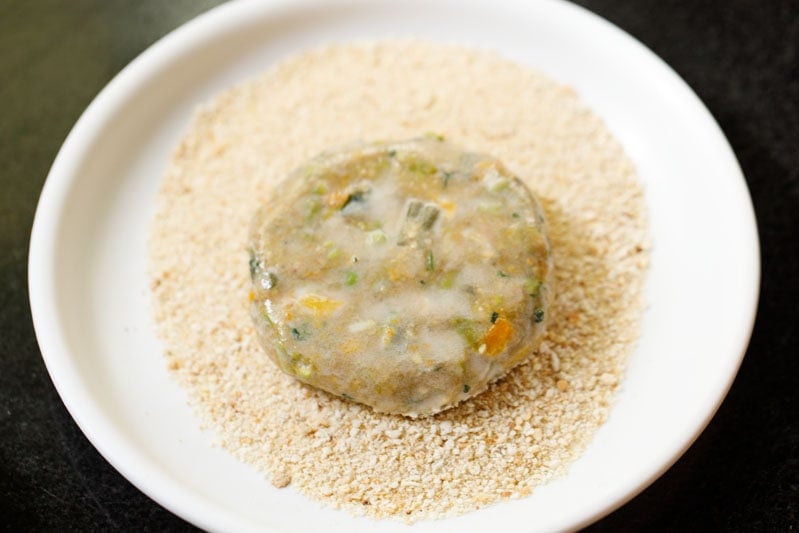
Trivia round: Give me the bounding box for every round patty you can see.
[249,137,551,416]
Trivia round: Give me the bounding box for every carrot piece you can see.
[481,317,514,357]
[299,294,342,315]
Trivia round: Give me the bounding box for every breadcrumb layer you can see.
[149,41,649,522]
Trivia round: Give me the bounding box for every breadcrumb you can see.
[149,41,649,522]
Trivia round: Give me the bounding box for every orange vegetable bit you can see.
[481,317,514,357]
[299,294,343,315]
[324,190,349,208]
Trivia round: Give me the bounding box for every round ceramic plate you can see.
[29,0,759,531]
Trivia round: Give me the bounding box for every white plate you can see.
[28,0,759,531]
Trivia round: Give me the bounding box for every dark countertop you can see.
[1,1,796,530]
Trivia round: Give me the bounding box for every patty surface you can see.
[249,137,551,416]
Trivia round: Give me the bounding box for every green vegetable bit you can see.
[489,178,510,192]
[406,157,438,175]
[312,181,328,195]
[439,271,456,289]
[304,198,322,220]
[294,358,313,378]
[497,270,509,278]
[491,311,499,324]
[524,278,541,296]
[398,199,440,245]
[426,250,435,272]
[442,171,454,189]
[476,201,501,214]
[406,200,439,229]
[463,384,471,393]
[290,324,310,341]
[534,308,545,323]
[257,270,277,290]
[341,191,366,210]
[366,229,387,245]
[248,250,259,279]
[454,318,480,348]
[345,270,358,286]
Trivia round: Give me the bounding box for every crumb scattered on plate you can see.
[149,40,649,521]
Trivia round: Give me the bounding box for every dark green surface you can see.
[1,0,797,530]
